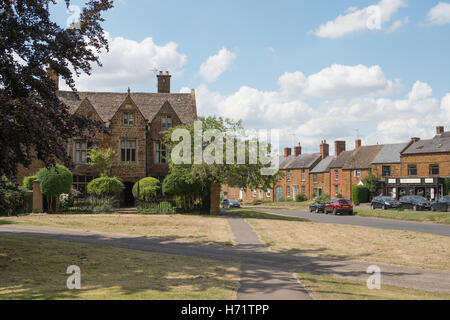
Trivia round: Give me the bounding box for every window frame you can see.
[408,165,417,176]
[161,116,172,131]
[429,164,439,176]
[123,112,135,126]
[120,139,137,163]
[155,141,169,164]
[354,169,361,178]
[313,173,318,184]
[334,170,339,181]
[382,166,391,177]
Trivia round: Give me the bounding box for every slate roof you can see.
[371,143,409,164]
[279,153,321,170]
[310,156,336,173]
[342,145,384,170]
[401,132,450,155]
[329,150,354,169]
[58,90,197,124]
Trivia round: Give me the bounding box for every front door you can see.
[276,186,283,201]
[293,185,299,199]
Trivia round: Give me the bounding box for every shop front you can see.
[384,177,445,201]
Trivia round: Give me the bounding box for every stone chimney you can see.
[334,140,346,157]
[46,66,59,93]
[355,139,362,149]
[284,147,292,158]
[436,126,444,135]
[320,140,329,159]
[157,71,171,93]
[411,137,420,143]
[294,143,302,157]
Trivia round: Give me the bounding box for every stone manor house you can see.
[17,71,197,206]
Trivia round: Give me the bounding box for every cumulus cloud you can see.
[199,47,237,83]
[193,65,447,153]
[313,0,407,39]
[60,32,187,91]
[427,2,450,25]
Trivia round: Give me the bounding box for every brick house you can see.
[327,141,351,198]
[275,144,322,200]
[17,71,197,206]
[384,126,450,200]
[309,140,335,198]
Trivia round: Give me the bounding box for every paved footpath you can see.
[254,208,450,237]
[227,215,311,300]
[1,224,449,294]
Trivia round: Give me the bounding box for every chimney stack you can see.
[334,140,346,157]
[355,139,362,149]
[284,147,292,158]
[411,137,420,143]
[294,143,302,157]
[46,66,59,93]
[157,71,171,93]
[320,140,329,159]
[436,126,444,135]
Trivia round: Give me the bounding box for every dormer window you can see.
[161,116,172,131]
[123,113,134,126]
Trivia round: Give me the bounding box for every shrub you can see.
[278,197,293,202]
[22,175,38,191]
[316,193,331,203]
[133,177,160,201]
[37,165,73,211]
[295,193,307,202]
[352,185,369,205]
[137,201,176,215]
[0,176,27,216]
[87,176,124,196]
[336,193,344,199]
[68,196,117,213]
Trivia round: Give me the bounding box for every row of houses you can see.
[223,126,450,203]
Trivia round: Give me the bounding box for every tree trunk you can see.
[209,181,221,215]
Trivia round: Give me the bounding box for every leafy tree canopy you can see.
[0,0,113,179]
[133,177,161,202]
[37,164,73,197]
[88,147,118,177]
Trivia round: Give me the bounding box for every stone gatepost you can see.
[210,182,221,215]
[32,180,44,213]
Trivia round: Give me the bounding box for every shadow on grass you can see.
[225,208,311,222]
[0,220,14,225]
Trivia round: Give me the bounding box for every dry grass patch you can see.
[0,235,239,300]
[247,218,450,271]
[297,272,450,300]
[0,214,233,246]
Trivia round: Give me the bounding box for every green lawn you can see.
[228,208,311,222]
[297,272,450,300]
[0,235,239,300]
[355,207,450,225]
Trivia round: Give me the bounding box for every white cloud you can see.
[387,16,409,32]
[194,67,447,153]
[427,2,450,25]
[313,0,407,39]
[199,47,237,83]
[60,32,187,91]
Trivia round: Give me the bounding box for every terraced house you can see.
[17,71,197,206]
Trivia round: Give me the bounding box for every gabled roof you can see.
[310,156,336,173]
[371,143,409,164]
[58,91,196,124]
[329,150,353,169]
[280,153,321,170]
[342,145,384,170]
[401,132,450,155]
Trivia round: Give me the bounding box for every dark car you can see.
[432,195,450,212]
[325,198,354,215]
[399,195,432,211]
[371,196,401,210]
[309,202,326,213]
[221,198,241,208]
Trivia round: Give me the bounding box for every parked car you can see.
[371,196,401,210]
[221,198,241,208]
[432,195,450,212]
[309,202,326,213]
[399,195,432,211]
[325,198,354,215]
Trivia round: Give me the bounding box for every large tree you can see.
[0,0,113,180]
[164,116,280,215]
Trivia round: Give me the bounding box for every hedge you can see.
[87,176,124,196]
[352,185,369,205]
[133,177,161,202]
[22,175,38,191]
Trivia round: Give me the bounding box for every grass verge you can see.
[227,208,311,222]
[296,272,450,300]
[0,235,239,300]
[246,217,450,270]
[0,214,234,246]
[355,208,450,225]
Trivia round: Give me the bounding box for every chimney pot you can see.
[355,139,362,149]
[436,126,444,135]
[320,140,330,159]
[294,143,302,157]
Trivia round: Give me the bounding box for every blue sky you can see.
[51,0,450,153]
